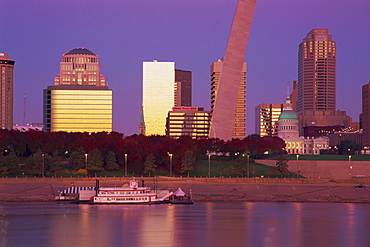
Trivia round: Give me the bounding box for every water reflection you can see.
[1,202,370,247]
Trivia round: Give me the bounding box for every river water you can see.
[1,202,369,247]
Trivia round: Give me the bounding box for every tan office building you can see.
[43,47,112,132]
[210,60,247,139]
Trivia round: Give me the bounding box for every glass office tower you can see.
[142,60,175,136]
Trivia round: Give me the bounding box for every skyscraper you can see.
[297,29,350,135]
[43,47,112,132]
[175,69,192,107]
[210,60,246,139]
[142,60,175,136]
[209,0,256,140]
[0,53,14,130]
[362,82,370,146]
[298,28,336,112]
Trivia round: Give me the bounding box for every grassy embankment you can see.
[102,154,363,178]
[4,155,369,179]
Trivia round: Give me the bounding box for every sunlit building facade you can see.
[142,60,175,136]
[166,107,210,139]
[54,47,106,87]
[0,53,14,130]
[210,60,247,139]
[255,103,285,137]
[43,47,112,132]
[43,86,112,132]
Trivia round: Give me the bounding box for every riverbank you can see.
[0,177,369,203]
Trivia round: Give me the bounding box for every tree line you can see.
[0,130,285,177]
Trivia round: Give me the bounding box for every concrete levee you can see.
[258,159,370,181]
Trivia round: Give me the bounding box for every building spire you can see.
[138,105,146,135]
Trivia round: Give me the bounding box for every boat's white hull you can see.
[92,194,157,204]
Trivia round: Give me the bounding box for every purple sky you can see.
[1,0,369,135]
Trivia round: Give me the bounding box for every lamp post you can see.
[247,154,250,178]
[42,153,45,178]
[296,154,299,178]
[85,153,88,176]
[208,154,211,177]
[349,155,352,180]
[124,153,128,177]
[168,153,173,177]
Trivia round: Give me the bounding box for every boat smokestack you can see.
[96,179,100,196]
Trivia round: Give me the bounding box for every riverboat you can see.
[91,179,173,204]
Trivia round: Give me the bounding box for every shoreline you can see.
[0,177,369,204]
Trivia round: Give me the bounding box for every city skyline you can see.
[1,0,368,135]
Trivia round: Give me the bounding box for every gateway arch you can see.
[209,0,257,140]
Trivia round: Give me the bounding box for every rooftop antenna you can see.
[286,81,290,96]
[23,94,26,126]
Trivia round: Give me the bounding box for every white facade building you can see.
[142,60,175,135]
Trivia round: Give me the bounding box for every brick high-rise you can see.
[362,82,370,146]
[0,53,15,130]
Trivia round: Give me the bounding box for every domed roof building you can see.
[277,96,329,155]
[64,47,97,56]
[54,47,106,87]
[278,96,299,139]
